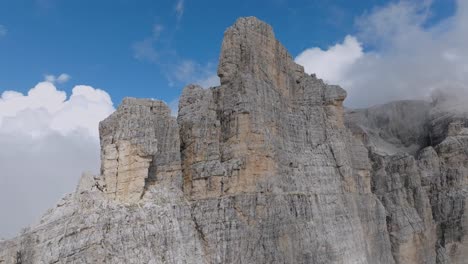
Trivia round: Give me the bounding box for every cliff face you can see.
[346,98,468,263]
[0,17,467,264]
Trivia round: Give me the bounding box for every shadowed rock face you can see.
[346,98,468,263]
[1,17,467,264]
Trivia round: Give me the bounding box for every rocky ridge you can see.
[0,17,467,264]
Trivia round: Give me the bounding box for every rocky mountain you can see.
[1,17,467,264]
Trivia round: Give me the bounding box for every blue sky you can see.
[0,0,456,106]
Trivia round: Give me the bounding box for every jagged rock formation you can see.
[347,96,468,263]
[99,98,181,203]
[0,17,467,264]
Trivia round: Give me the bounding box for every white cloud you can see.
[0,81,114,238]
[295,35,363,87]
[44,73,71,84]
[44,74,56,83]
[175,0,184,20]
[57,73,71,83]
[0,25,6,37]
[355,0,432,48]
[0,82,113,137]
[295,0,468,108]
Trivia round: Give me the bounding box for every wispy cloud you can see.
[134,1,213,88]
[197,74,220,88]
[133,38,159,62]
[132,24,164,63]
[168,60,219,88]
[133,22,219,89]
[175,0,185,21]
[44,73,71,84]
[0,25,7,37]
[153,24,164,38]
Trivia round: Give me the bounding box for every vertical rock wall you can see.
[177,17,394,264]
[99,98,181,203]
[347,98,468,263]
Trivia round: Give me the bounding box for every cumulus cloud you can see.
[44,73,71,84]
[0,25,7,37]
[295,35,363,87]
[0,82,114,238]
[295,0,468,108]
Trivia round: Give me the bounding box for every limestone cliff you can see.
[346,96,468,263]
[0,17,466,264]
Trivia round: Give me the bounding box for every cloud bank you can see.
[295,35,363,88]
[295,0,468,108]
[0,82,114,238]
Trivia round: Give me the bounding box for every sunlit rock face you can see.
[177,17,390,263]
[99,98,182,203]
[1,17,467,264]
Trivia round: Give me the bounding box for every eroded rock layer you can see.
[1,17,466,264]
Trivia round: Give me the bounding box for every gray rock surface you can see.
[1,17,467,264]
[347,99,468,263]
[99,98,181,203]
